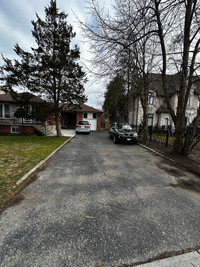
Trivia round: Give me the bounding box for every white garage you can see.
[83,112,97,131]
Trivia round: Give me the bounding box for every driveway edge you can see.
[138,143,175,163]
[16,135,75,186]
[135,250,200,267]
[0,135,75,212]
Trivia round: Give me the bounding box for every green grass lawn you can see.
[0,136,69,204]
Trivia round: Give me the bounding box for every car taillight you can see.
[76,125,81,128]
[85,126,90,128]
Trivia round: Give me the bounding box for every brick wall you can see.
[76,112,82,122]
[0,125,34,135]
[97,113,102,131]
[20,126,34,134]
[0,126,10,134]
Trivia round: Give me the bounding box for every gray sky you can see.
[0,0,105,109]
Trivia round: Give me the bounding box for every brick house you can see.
[0,90,55,135]
[129,73,200,131]
[61,104,103,131]
[0,89,103,135]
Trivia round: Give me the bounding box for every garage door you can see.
[87,113,97,131]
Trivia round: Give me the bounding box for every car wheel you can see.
[113,135,118,144]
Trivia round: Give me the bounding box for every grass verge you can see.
[0,136,69,206]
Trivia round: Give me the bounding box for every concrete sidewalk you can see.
[61,129,76,137]
[48,129,76,137]
[137,250,200,266]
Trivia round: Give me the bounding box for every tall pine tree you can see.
[0,0,87,136]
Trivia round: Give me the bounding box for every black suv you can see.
[109,123,138,144]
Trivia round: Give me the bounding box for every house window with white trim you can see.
[0,104,2,118]
[83,113,87,118]
[148,114,153,127]
[11,126,19,133]
[148,93,154,105]
[165,118,170,130]
[0,104,10,118]
[187,95,191,106]
[24,105,32,123]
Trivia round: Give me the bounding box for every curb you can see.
[138,143,175,163]
[135,250,200,267]
[138,143,200,177]
[16,135,75,187]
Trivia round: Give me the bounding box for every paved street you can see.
[0,132,200,266]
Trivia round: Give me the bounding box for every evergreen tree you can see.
[103,75,127,123]
[0,0,87,136]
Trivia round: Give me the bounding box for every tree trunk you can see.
[55,113,62,137]
[183,110,200,156]
[173,114,185,154]
[142,106,148,143]
[22,117,24,135]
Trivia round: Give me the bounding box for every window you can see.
[187,95,191,106]
[0,104,2,118]
[5,104,10,118]
[165,118,170,129]
[93,113,97,119]
[78,121,89,125]
[0,104,10,118]
[148,93,154,105]
[148,114,153,127]
[26,105,32,115]
[24,105,32,123]
[11,126,19,133]
[83,113,87,118]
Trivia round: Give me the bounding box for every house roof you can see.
[148,73,200,96]
[0,93,45,103]
[62,104,102,113]
[0,92,102,113]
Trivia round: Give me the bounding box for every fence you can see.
[146,126,200,152]
[148,126,173,147]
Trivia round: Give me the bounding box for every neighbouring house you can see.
[61,104,103,131]
[129,73,200,131]
[0,89,56,135]
[0,89,103,135]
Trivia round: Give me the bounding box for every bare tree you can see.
[80,0,200,154]
[148,0,200,155]
[80,0,158,142]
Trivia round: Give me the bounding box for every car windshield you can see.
[78,121,89,125]
[120,125,133,130]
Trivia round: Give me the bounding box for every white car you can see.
[76,120,91,134]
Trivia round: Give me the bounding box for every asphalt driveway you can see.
[0,132,200,266]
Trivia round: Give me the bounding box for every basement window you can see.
[11,126,19,133]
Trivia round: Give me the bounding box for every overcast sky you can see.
[0,0,107,109]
